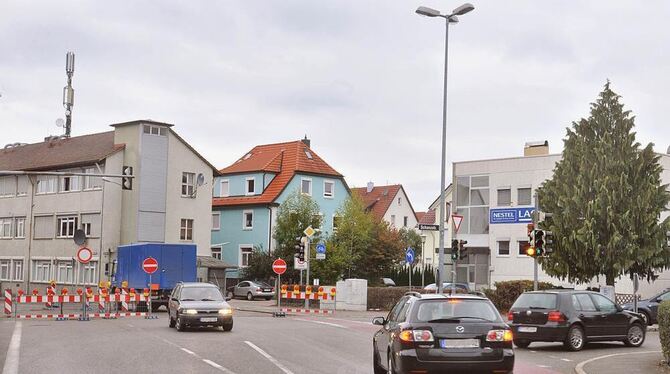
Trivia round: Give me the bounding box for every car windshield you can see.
[512,293,557,309]
[425,283,467,291]
[181,287,224,301]
[414,300,500,322]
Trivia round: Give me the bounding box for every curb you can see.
[574,350,662,374]
[648,325,659,332]
[233,307,283,315]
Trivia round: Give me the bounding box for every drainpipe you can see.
[267,206,273,254]
[26,175,36,290]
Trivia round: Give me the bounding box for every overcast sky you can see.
[1,1,669,210]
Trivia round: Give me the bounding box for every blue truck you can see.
[113,243,197,311]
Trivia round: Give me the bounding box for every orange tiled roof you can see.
[418,210,436,225]
[213,140,343,207]
[351,185,403,221]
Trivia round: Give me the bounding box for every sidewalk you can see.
[575,350,668,374]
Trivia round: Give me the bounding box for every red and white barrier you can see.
[14,312,148,320]
[4,290,11,315]
[281,292,329,300]
[45,286,54,308]
[280,308,334,315]
[121,289,129,312]
[98,290,105,313]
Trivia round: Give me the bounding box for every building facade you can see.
[211,138,349,278]
[417,185,453,270]
[0,120,218,291]
[352,183,419,230]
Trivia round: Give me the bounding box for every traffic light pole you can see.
[305,238,310,309]
[533,193,539,291]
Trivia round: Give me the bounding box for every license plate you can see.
[263,289,272,292]
[200,317,218,323]
[440,339,480,348]
[518,326,537,333]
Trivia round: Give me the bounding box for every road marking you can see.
[574,350,661,374]
[245,341,295,374]
[2,321,22,374]
[181,348,196,355]
[561,358,572,362]
[203,359,235,373]
[294,317,346,329]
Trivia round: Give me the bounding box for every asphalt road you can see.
[0,308,662,374]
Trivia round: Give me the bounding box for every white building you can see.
[352,183,419,229]
[417,185,453,270]
[0,120,219,291]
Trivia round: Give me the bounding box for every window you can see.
[512,293,558,309]
[0,176,16,197]
[304,150,313,159]
[81,222,92,236]
[403,216,408,227]
[16,176,28,196]
[211,247,222,260]
[246,178,255,195]
[78,261,97,285]
[243,210,253,230]
[0,218,11,238]
[220,180,229,197]
[32,260,51,282]
[574,294,597,312]
[60,174,80,192]
[180,219,194,241]
[36,175,57,194]
[57,216,78,238]
[390,215,396,227]
[57,261,74,284]
[301,178,312,195]
[497,188,511,206]
[82,167,102,190]
[518,240,530,256]
[518,187,532,206]
[0,260,9,280]
[323,180,334,198]
[240,246,253,267]
[333,216,341,232]
[455,175,489,234]
[591,293,617,313]
[15,217,25,238]
[181,172,195,197]
[80,213,100,237]
[398,197,402,206]
[212,212,220,231]
[497,240,510,256]
[143,124,167,136]
[34,215,54,239]
[12,260,23,281]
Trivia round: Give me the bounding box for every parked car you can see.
[381,278,396,287]
[227,280,275,301]
[372,292,514,374]
[167,282,233,332]
[508,290,645,351]
[423,282,470,293]
[622,288,670,325]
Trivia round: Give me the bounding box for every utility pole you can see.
[63,52,75,138]
[533,192,539,291]
[305,238,310,309]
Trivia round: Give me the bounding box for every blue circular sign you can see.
[405,248,415,264]
[316,243,326,254]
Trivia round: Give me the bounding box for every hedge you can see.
[367,287,468,311]
[659,301,670,364]
[483,280,557,313]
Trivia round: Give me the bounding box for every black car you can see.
[167,282,234,332]
[372,292,514,374]
[508,290,645,351]
[622,288,670,325]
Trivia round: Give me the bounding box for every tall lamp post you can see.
[416,3,474,294]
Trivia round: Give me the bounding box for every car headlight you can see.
[183,309,198,315]
[219,308,233,315]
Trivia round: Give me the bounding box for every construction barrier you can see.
[279,285,336,315]
[279,308,334,315]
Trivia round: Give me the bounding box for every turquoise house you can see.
[211,138,349,279]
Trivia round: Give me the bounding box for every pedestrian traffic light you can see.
[451,239,459,261]
[458,240,468,260]
[122,166,133,190]
[535,230,545,256]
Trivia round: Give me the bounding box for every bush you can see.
[659,301,670,363]
[366,286,467,311]
[483,280,557,313]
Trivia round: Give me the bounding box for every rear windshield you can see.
[512,293,557,309]
[414,300,501,322]
[181,287,224,301]
[254,282,272,288]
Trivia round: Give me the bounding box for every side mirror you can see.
[616,305,623,312]
[656,298,663,303]
[372,317,386,326]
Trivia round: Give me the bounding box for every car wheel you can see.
[222,321,233,332]
[624,323,645,347]
[639,310,651,326]
[247,292,254,301]
[176,316,185,332]
[373,344,385,374]
[564,325,585,351]
[513,339,531,348]
[169,315,176,328]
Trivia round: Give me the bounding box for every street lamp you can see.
[416,3,474,294]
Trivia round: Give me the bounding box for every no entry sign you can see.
[77,247,93,264]
[272,258,287,275]
[142,257,159,274]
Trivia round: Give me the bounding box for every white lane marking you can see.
[181,348,196,355]
[245,341,295,374]
[2,321,22,374]
[159,336,236,373]
[561,358,573,362]
[294,317,346,329]
[574,350,661,374]
[203,359,236,373]
[537,365,552,368]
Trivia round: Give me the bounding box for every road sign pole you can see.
[533,193,539,291]
[277,273,281,314]
[305,238,310,309]
[409,264,412,291]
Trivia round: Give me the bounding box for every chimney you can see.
[524,141,549,156]
[301,135,310,148]
[366,181,374,193]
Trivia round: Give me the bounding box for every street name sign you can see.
[418,224,439,231]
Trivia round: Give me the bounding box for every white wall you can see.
[382,188,418,230]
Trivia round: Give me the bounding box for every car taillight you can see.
[398,330,434,343]
[256,289,262,293]
[548,311,566,322]
[507,312,514,322]
[486,329,513,342]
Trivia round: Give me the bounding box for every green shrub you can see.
[483,280,557,313]
[367,286,468,311]
[659,301,670,363]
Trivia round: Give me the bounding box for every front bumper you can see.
[510,324,569,343]
[180,314,233,327]
[395,348,514,374]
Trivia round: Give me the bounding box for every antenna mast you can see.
[63,51,75,138]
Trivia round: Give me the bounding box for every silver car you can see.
[228,280,274,301]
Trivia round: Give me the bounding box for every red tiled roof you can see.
[213,140,343,207]
[0,131,125,171]
[416,212,426,223]
[418,210,436,225]
[351,185,403,221]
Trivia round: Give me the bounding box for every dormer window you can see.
[304,150,313,159]
[143,124,167,136]
[246,178,255,195]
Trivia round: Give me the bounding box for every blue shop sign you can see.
[490,207,535,224]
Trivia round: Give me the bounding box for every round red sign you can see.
[142,257,159,274]
[272,258,287,275]
[77,247,93,264]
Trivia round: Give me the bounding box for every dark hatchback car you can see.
[508,290,645,351]
[372,293,514,374]
[622,288,670,325]
[168,282,234,332]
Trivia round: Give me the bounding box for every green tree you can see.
[399,227,423,259]
[309,238,349,285]
[331,194,377,279]
[240,245,274,282]
[537,82,670,286]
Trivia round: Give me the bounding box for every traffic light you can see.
[294,237,305,262]
[528,225,536,249]
[458,240,468,260]
[544,230,554,254]
[451,239,459,261]
[534,229,545,256]
[122,166,133,190]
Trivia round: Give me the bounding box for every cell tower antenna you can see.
[63,51,75,137]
